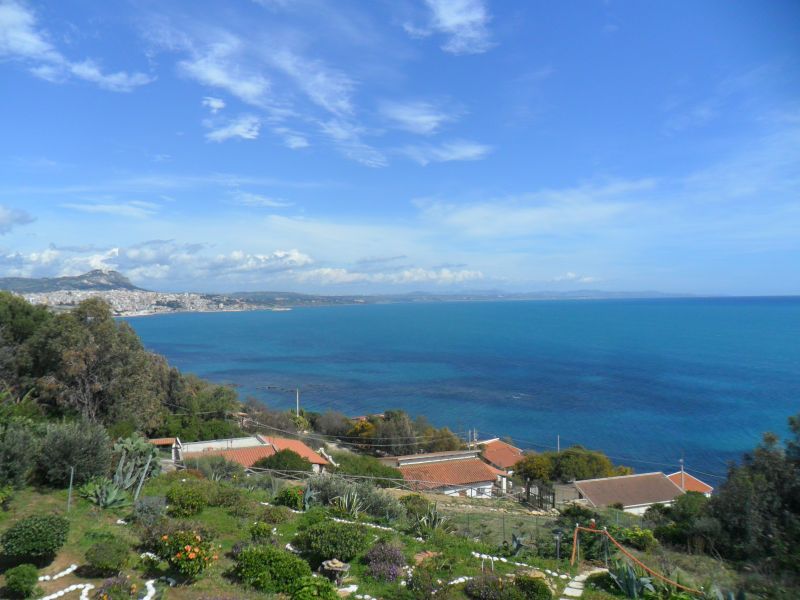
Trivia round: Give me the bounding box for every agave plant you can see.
[501,532,529,557]
[80,477,130,509]
[333,489,365,519]
[415,503,453,536]
[112,435,159,494]
[705,586,746,600]
[303,486,319,511]
[609,558,655,599]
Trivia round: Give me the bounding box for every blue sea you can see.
[126,298,800,484]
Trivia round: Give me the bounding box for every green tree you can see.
[38,421,112,486]
[0,422,41,488]
[253,449,313,472]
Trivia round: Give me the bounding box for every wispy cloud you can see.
[0,204,35,234]
[552,272,599,284]
[401,139,491,165]
[296,266,483,285]
[205,114,261,142]
[320,119,387,167]
[270,49,355,117]
[202,96,226,113]
[380,100,457,135]
[406,0,493,55]
[61,201,159,219]
[230,191,292,208]
[0,1,152,91]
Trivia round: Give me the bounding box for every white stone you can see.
[560,574,569,579]
[569,581,585,589]
[563,587,583,597]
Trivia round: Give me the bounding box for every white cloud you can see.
[0,204,34,233]
[61,201,159,218]
[0,1,152,91]
[410,0,493,55]
[401,139,491,165]
[552,272,599,284]
[202,96,226,113]
[270,49,355,117]
[273,127,309,149]
[380,100,456,135]
[209,249,313,274]
[320,119,387,167]
[205,115,261,142]
[296,266,483,285]
[231,191,292,208]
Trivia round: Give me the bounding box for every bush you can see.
[4,563,38,598]
[261,504,294,524]
[1,515,69,562]
[86,537,130,575]
[38,421,112,487]
[91,575,138,599]
[331,452,403,486]
[156,528,218,579]
[182,455,245,482]
[466,574,525,599]
[254,449,313,472]
[291,575,338,600]
[250,521,275,543]
[514,575,552,600]
[294,521,371,565]
[364,541,406,582]
[234,545,312,593]
[209,483,245,509]
[400,494,432,520]
[612,525,658,552]
[0,424,40,488]
[275,486,305,511]
[166,480,210,516]
[133,496,166,527]
[305,476,406,523]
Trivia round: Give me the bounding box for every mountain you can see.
[0,270,144,293]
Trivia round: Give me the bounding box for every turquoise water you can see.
[126,298,800,483]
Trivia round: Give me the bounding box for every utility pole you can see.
[557,434,560,454]
[679,453,685,490]
[295,387,300,417]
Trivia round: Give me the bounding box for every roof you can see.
[381,450,481,466]
[398,458,505,491]
[260,436,329,466]
[479,439,524,470]
[147,437,177,446]
[668,471,714,494]
[574,472,684,509]
[183,445,277,468]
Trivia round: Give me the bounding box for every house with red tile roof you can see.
[380,450,507,498]
[477,438,525,474]
[668,470,713,497]
[175,434,329,472]
[573,472,685,515]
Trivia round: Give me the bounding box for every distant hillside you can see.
[0,270,143,293]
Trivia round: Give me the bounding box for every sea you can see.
[126,297,800,485]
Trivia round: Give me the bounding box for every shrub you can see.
[91,575,139,599]
[166,480,209,516]
[1,515,69,562]
[408,566,438,600]
[38,421,112,487]
[250,521,275,543]
[331,452,403,487]
[86,537,130,575]
[466,574,525,600]
[78,477,129,509]
[133,496,166,527]
[0,484,13,507]
[291,575,338,600]
[156,528,218,579]
[4,563,39,598]
[261,504,294,524]
[0,424,40,488]
[209,483,245,509]
[306,476,406,523]
[275,486,305,511]
[400,494,432,520]
[364,541,406,582]
[254,449,314,472]
[612,525,658,552]
[234,545,312,593]
[514,575,552,600]
[294,521,371,565]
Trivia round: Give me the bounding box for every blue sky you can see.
[0,0,798,294]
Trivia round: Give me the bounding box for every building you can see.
[166,434,330,472]
[381,450,507,498]
[573,472,685,515]
[477,438,525,474]
[667,470,714,497]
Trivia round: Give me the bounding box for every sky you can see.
[0,0,798,295]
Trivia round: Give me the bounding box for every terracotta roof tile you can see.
[668,472,713,494]
[147,437,177,446]
[398,458,504,491]
[574,472,684,509]
[480,440,524,470]
[183,445,277,468]
[262,436,329,466]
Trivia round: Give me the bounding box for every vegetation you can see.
[514,445,631,487]
[1,514,69,563]
[85,537,130,575]
[253,448,314,471]
[293,520,371,565]
[3,563,39,598]
[331,450,403,485]
[234,545,312,593]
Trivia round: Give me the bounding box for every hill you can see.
[0,269,143,293]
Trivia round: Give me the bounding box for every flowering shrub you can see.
[293,521,371,565]
[291,575,338,600]
[249,521,274,543]
[156,529,219,579]
[4,563,39,598]
[611,525,658,552]
[1,515,69,562]
[234,545,312,593]
[92,575,139,599]
[364,541,406,582]
[465,574,525,599]
[275,486,305,511]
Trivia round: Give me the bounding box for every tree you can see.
[313,411,352,437]
[552,446,616,481]
[375,410,418,455]
[514,453,554,501]
[253,449,313,472]
[38,421,112,486]
[0,422,41,488]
